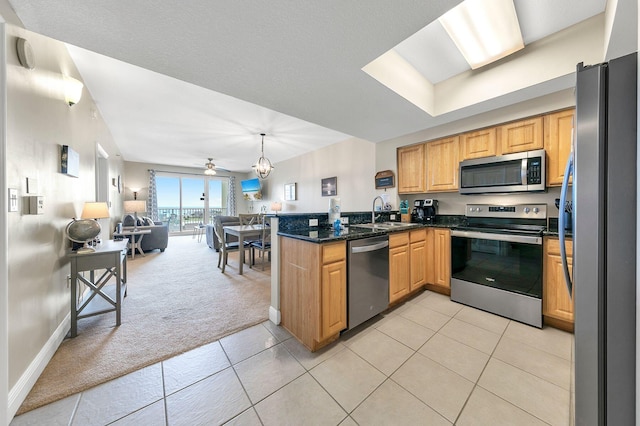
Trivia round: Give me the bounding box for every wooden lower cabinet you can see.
[431,228,451,292]
[389,232,410,303]
[409,229,427,291]
[280,237,347,351]
[543,237,574,330]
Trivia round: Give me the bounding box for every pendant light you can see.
[204,158,217,176]
[253,133,274,179]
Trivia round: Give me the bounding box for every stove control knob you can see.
[533,207,539,214]
[524,207,531,214]
[469,207,475,213]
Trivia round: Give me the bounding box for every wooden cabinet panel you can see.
[461,127,497,160]
[544,109,575,186]
[425,228,435,285]
[498,117,543,154]
[397,143,427,193]
[426,136,460,192]
[320,259,347,339]
[544,238,574,325]
[280,237,346,351]
[433,229,451,289]
[409,229,427,291]
[389,242,410,303]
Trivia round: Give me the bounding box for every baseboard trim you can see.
[269,306,280,325]
[8,313,69,420]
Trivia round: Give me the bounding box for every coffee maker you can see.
[423,199,438,223]
[411,199,438,223]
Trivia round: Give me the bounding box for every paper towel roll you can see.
[329,197,341,223]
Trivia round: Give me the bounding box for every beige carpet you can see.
[17,235,271,414]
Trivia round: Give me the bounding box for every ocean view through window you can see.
[156,173,229,233]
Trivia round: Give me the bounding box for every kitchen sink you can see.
[352,222,420,230]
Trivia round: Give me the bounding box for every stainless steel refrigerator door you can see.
[574,53,637,426]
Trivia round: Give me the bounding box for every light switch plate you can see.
[8,188,17,212]
[309,218,318,227]
[390,214,396,220]
[340,217,349,224]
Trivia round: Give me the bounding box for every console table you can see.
[113,229,151,259]
[67,240,128,337]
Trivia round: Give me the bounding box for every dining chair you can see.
[250,215,271,270]
[212,216,249,273]
[239,213,262,226]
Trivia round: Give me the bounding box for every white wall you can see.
[250,137,380,214]
[5,25,124,419]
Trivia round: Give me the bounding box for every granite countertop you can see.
[278,222,459,243]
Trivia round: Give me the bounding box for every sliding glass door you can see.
[156,173,229,234]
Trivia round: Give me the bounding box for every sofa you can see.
[118,214,169,253]
[206,215,240,251]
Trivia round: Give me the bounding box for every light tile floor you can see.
[11,290,575,426]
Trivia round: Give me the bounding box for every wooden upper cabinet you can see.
[461,127,497,160]
[544,108,575,186]
[397,143,427,193]
[498,117,543,154]
[426,136,460,192]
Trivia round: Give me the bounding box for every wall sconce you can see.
[63,75,83,106]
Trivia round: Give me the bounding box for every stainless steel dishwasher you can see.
[347,235,389,330]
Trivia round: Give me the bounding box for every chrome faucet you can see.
[372,196,384,223]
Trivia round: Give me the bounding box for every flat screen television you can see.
[241,177,262,200]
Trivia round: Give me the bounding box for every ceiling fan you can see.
[204,158,217,175]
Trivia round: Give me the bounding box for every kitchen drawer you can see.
[389,231,410,248]
[323,241,346,264]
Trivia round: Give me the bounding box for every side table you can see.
[67,240,128,337]
[113,229,152,259]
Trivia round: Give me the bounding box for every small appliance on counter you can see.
[411,199,438,224]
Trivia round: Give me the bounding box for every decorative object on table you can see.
[253,133,274,179]
[284,182,297,201]
[66,201,110,253]
[270,201,282,215]
[204,158,217,176]
[321,176,337,196]
[328,197,340,224]
[375,170,395,189]
[60,145,79,177]
[123,200,147,231]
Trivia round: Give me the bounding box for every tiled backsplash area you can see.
[275,212,466,231]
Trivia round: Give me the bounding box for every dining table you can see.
[223,224,265,275]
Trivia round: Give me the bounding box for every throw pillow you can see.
[123,214,135,227]
[143,216,155,226]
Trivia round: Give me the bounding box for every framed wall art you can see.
[61,145,79,177]
[321,176,337,197]
[284,182,297,201]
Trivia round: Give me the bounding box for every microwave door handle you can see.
[558,151,574,299]
[521,158,528,185]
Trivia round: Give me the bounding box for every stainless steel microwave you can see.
[459,148,546,194]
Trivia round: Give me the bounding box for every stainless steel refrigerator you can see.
[559,52,637,425]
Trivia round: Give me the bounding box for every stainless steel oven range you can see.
[450,204,547,328]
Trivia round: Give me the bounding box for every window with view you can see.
[156,173,229,234]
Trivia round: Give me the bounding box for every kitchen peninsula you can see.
[277,213,460,352]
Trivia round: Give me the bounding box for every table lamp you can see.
[123,200,147,231]
[270,201,282,215]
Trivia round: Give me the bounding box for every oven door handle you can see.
[451,229,542,245]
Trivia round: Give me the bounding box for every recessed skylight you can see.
[439,0,524,69]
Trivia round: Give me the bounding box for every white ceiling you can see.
[3,0,615,173]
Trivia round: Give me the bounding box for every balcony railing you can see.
[157,207,228,233]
